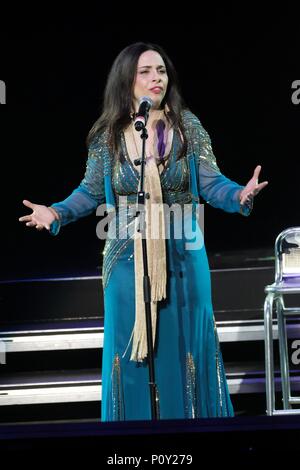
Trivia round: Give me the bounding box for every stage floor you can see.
[1,415,300,463]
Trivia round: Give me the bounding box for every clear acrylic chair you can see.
[264,227,300,415]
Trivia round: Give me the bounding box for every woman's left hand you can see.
[240,165,268,205]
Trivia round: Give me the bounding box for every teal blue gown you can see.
[50,110,251,421]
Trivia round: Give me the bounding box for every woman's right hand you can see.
[18,200,58,231]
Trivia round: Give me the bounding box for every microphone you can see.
[134,96,153,131]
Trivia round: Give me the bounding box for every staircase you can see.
[1,248,300,422]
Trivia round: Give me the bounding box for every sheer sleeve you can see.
[49,133,107,236]
[183,110,252,216]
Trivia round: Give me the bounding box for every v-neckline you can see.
[121,128,176,179]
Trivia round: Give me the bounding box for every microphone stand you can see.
[133,123,160,420]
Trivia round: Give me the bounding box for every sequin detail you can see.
[185,352,197,419]
[213,318,228,416]
[155,386,161,419]
[182,110,221,174]
[82,129,112,196]
[103,126,192,288]
[111,353,124,421]
[102,235,134,289]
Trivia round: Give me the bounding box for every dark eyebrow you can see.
[138,65,166,69]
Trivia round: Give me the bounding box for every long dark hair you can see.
[87,42,187,161]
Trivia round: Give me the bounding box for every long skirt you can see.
[101,221,234,420]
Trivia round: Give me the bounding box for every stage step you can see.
[0,365,299,422]
[0,369,101,406]
[1,250,299,422]
[2,318,300,353]
[1,364,300,406]
[0,263,277,326]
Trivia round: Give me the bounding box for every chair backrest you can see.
[275,227,300,282]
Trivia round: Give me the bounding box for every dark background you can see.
[0,6,299,281]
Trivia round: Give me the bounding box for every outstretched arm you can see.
[19,134,107,235]
[199,164,268,215]
[194,119,268,215]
